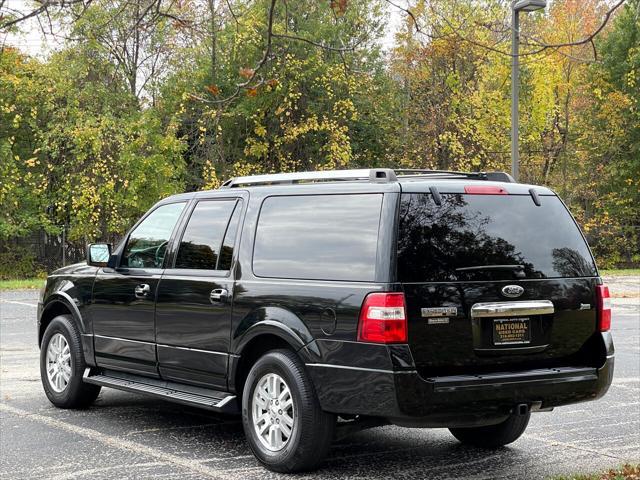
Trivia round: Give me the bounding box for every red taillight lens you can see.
[464,185,508,195]
[357,292,407,343]
[596,285,611,332]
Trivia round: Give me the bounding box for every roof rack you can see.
[220,168,397,188]
[220,168,515,188]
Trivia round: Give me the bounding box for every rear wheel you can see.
[449,412,530,448]
[40,315,101,409]
[241,349,335,472]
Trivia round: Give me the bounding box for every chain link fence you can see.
[0,228,104,279]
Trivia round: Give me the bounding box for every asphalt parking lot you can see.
[1,280,638,480]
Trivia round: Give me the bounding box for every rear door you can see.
[154,196,244,389]
[396,190,600,377]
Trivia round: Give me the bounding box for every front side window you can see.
[122,202,186,268]
[174,200,238,270]
[253,194,382,281]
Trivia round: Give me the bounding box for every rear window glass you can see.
[397,194,597,281]
[253,194,382,281]
[174,200,237,270]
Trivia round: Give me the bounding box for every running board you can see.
[83,368,238,414]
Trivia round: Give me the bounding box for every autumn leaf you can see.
[205,84,220,95]
[330,0,347,15]
[246,87,258,97]
[266,79,278,88]
[239,67,255,79]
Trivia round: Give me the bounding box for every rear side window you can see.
[397,194,597,282]
[253,194,383,281]
[174,200,238,270]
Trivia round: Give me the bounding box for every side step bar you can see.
[83,368,238,414]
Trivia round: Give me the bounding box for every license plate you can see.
[493,318,531,345]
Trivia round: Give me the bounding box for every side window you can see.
[253,194,382,281]
[218,201,243,271]
[122,202,186,269]
[174,200,238,270]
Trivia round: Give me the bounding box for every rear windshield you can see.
[397,193,597,282]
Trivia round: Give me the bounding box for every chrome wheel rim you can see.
[251,373,295,452]
[46,333,71,393]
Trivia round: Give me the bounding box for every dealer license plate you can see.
[493,318,531,345]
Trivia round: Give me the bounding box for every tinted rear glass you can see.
[397,194,597,281]
[253,194,382,281]
[174,200,236,270]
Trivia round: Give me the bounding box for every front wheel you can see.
[241,349,335,473]
[449,412,530,448]
[40,315,101,409]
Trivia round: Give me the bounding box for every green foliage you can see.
[0,246,45,280]
[0,0,638,271]
[0,46,186,247]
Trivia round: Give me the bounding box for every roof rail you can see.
[220,168,397,188]
[219,168,516,188]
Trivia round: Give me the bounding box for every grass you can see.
[0,278,45,290]
[551,464,640,480]
[601,268,640,277]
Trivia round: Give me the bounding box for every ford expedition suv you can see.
[37,168,614,472]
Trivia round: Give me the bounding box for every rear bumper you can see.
[306,336,614,428]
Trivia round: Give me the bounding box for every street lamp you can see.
[511,0,546,181]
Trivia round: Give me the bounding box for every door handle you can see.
[134,284,151,297]
[210,288,228,302]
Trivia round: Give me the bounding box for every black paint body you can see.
[37,178,614,427]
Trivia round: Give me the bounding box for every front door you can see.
[92,201,187,376]
[155,197,244,389]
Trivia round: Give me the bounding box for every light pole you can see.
[511,0,546,181]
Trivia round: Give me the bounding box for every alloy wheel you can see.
[46,333,72,393]
[251,372,295,451]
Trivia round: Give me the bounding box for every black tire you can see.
[40,315,101,409]
[241,349,336,473]
[449,412,530,448]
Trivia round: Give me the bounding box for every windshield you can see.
[397,193,597,282]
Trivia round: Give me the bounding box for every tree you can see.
[0,45,186,247]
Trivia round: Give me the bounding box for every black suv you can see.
[38,168,614,472]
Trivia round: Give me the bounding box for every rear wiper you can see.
[455,264,524,272]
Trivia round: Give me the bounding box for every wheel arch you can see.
[39,294,85,347]
[230,309,320,397]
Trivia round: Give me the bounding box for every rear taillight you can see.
[464,185,508,195]
[357,292,407,343]
[596,285,611,332]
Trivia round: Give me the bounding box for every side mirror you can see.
[87,243,112,267]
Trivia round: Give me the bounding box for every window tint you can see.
[218,201,243,271]
[397,194,597,282]
[122,202,186,268]
[174,200,237,270]
[253,194,382,281]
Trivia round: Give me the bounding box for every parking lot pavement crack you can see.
[522,433,626,461]
[0,402,244,480]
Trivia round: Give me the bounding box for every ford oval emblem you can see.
[502,285,524,298]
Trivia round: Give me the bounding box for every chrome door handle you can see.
[134,284,151,297]
[210,288,228,302]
